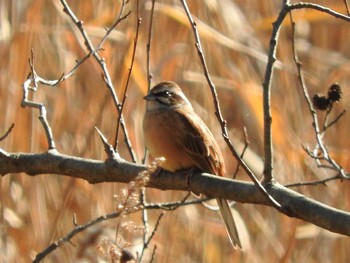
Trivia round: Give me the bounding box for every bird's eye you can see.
[158,90,171,98]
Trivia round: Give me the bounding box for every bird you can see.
[143,81,242,249]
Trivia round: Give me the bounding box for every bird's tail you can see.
[216,198,242,249]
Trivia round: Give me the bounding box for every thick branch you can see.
[0,150,145,183]
[1,150,350,236]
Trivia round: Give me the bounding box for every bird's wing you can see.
[175,108,225,176]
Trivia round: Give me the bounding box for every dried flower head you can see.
[328,83,342,102]
[312,94,331,111]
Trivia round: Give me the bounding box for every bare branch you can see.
[146,0,156,88]
[1,151,350,236]
[114,0,141,157]
[21,51,56,150]
[261,0,290,182]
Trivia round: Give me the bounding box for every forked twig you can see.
[290,11,349,180]
[98,0,131,49]
[33,194,205,262]
[21,50,57,150]
[33,209,128,263]
[59,0,136,161]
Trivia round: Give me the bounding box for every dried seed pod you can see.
[313,94,331,111]
[328,83,342,102]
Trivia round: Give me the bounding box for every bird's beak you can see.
[143,93,156,101]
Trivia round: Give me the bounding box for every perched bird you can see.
[143,81,242,249]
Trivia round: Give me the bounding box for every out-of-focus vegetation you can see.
[1,0,350,262]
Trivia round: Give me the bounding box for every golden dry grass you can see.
[1,0,350,262]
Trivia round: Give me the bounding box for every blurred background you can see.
[1,0,350,262]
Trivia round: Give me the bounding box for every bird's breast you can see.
[143,110,195,171]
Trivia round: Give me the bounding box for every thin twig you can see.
[149,245,157,263]
[0,123,14,142]
[145,194,207,211]
[344,0,350,16]
[323,109,346,132]
[58,54,91,83]
[115,0,141,156]
[139,213,164,261]
[233,126,250,178]
[142,0,157,247]
[146,0,156,89]
[179,0,281,209]
[289,2,350,22]
[98,0,131,49]
[322,107,333,133]
[21,50,56,150]
[285,174,342,188]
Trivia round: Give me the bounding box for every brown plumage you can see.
[143,81,242,249]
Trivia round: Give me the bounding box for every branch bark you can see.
[1,150,349,236]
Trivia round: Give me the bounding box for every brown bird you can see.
[143,81,242,249]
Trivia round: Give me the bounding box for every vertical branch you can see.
[146,0,156,90]
[114,0,141,163]
[141,0,156,251]
[261,0,290,182]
